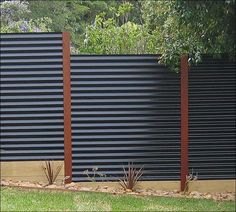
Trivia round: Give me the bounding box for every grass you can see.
[1,187,235,212]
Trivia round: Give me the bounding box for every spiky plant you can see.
[119,163,144,191]
[42,161,63,185]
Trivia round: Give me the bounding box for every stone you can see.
[68,187,77,190]
[79,187,93,191]
[102,186,109,189]
[135,189,144,193]
[190,191,198,196]
[38,182,44,186]
[222,194,228,198]
[0,181,9,186]
[227,195,235,201]
[46,184,58,189]
[142,191,153,196]
[146,188,155,192]
[65,183,75,189]
[67,182,76,187]
[205,194,212,199]
[20,182,36,187]
[190,192,202,199]
[99,189,110,193]
[1,179,235,201]
[95,186,100,190]
[74,184,81,189]
[129,192,138,195]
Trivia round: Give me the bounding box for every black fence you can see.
[0,33,64,161]
[70,55,180,181]
[0,33,235,182]
[189,55,236,179]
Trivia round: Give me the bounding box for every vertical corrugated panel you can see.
[189,55,236,179]
[71,55,180,181]
[0,33,64,161]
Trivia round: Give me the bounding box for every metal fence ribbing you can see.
[0,33,235,190]
[70,55,180,182]
[188,55,236,180]
[0,33,65,161]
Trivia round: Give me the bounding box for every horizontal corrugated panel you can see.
[189,55,236,179]
[0,33,64,161]
[71,55,180,182]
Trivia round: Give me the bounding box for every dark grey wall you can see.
[1,33,235,181]
[71,55,180,181]
[189,55,236,179]
[0,33,64,161]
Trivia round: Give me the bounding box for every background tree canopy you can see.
[1,0,235,71]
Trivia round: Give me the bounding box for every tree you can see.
[0,0,51,33]
[27,0,125,52]
[80,2,153,54]
[1,0,235,71]
[141,0,236,71]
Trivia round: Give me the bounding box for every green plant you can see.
[0,0,52,33]
[141,0,235,72]
[119,163,144,191]
[80,4,153,55]
[41,161,63,185]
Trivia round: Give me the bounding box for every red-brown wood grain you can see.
[62,32,72,183]
[180,54,189,191]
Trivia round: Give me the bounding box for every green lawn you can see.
[1,187,235,212]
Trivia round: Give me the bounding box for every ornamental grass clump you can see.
[119,163,144,191]
[42,161,63,185]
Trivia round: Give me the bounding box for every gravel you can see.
[1,180,235,201]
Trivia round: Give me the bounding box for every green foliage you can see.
[0,0,52,33]
[1,0,235,71]
[79,2,157,55]
[0,0,30,24]
[141,0,235,71]
[1,17,52,33]
[28,1,69,32]
[27,0,125,52]
[80,12,153,54]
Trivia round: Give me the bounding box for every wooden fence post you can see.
[180,54,189,191]
[62,32,72,183]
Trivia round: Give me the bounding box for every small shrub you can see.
[83,167,107,182]
[42,161,63,185]
[183,168,198,194]
[119,163,144,191]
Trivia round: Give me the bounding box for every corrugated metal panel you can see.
[71,55,180,181]
[189,55,236,179]
[0,33,64,161]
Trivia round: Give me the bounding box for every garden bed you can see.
[1,180,235,202]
